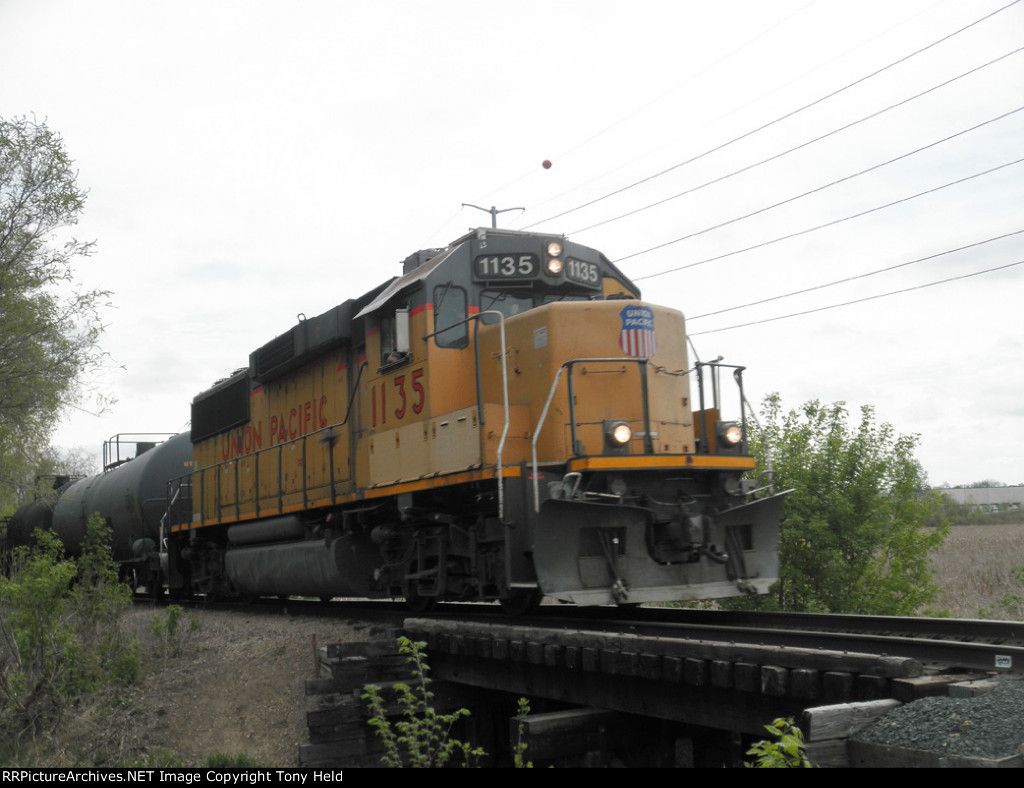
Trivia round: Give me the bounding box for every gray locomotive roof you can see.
[354,226,639,320]
[354,242,463,319]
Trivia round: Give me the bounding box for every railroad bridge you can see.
[300,611,1024,767]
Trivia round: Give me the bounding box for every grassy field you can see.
[929,522,1024,619]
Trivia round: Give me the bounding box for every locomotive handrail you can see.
[164,355,379,529]
[740,387,774,494]
[531,357,652,513]
[175,313,514,529]
[424,309,511,521]
[167,412,358,529]
[339,361,368,428]
[693,360,748,454]
[159,480,186,551]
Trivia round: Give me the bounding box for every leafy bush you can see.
[0,515,140,755]
[746,717,813,768]
[744,395,949,614]
[362,637,485,767]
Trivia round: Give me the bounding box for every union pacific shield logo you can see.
[619,305,656,357]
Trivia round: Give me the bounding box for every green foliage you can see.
[0,516,139,751]
[149,604,200,659]
[0,115,110,516]
[513,697,533,768]
[746,717,813,768]
[362,637,485,767]
[745,394,948,615]
[67,516,142,690]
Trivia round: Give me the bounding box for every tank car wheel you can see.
[498,588,542,616]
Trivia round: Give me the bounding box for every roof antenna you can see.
[462,203,525,228]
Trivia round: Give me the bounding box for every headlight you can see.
[611,423,632,445]
[546,257,563,275]
[604,419,632,453]
[714,421,743,453]
[546,241,563,257]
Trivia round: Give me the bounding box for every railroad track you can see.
[135,593,1024,674]
[138,594,1024,764]
[520,607,1024,673]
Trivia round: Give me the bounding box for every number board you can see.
[564,257,601,289]
[474,253,538,281]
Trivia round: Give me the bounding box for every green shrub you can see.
[0,515,140,754]
[362,637,485,767]
[149,604,198,659]
[746,717,814,768]
[513,697,533,768]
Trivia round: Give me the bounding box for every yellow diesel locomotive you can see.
[153,227,784,611]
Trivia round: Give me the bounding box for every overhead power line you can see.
[522,0,1023,230]
[569,46,1024,236]
[631,157,1024,280]
[616,108,1024,266]
[688,229,1024,320]
[475,3,822,216]
[688,259,1024,336]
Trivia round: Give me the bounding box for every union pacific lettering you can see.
[220,423,263,461]
[218,396,329,461]
[270,395,329,443]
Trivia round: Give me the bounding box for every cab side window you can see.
[379,307,410,368]
[434,285,468,348]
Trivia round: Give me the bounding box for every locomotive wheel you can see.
[498,588,542,616]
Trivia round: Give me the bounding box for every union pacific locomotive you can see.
[8,228,786,612]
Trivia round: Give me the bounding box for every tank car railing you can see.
[531,357,652,512]
[103,433,176,472]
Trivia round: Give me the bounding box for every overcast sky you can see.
[2,0,1022,486]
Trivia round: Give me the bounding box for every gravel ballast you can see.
[854,679,1024,761]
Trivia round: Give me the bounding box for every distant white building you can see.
[938,487,1024,511]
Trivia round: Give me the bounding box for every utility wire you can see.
[510,1,821,214]
[688,229,1024,319]
[570,46,1024,236]
[689,259,1024,336]
[519,1,945,224]
[615,107,1024,264]
[522,0,1023,230]
[631,157,1024,279]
